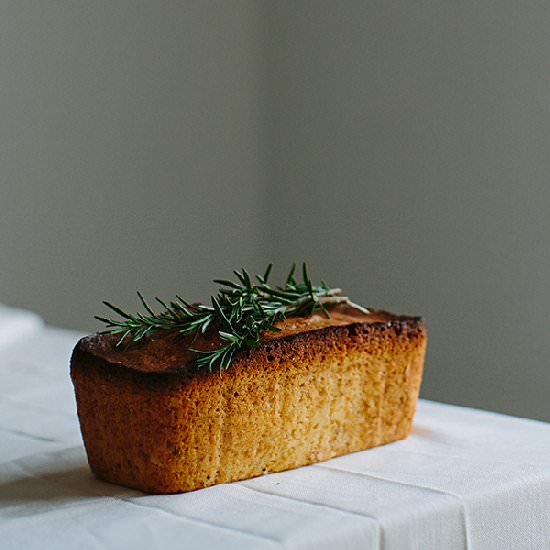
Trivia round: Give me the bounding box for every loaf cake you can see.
[70,304,426,494]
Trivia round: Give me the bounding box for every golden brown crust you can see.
[75,306,422,375]
[70,307,426,494]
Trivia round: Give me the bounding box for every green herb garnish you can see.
[96,263,368,372]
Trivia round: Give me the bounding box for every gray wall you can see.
[0,1,267,330]
[2,2,550,421]
[265,2,550,421]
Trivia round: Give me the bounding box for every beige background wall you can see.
[2,2,550,421]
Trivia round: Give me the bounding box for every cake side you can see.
[71,314,426,494]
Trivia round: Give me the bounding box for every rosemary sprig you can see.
[96,263,368,372]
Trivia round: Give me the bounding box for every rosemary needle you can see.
[96,263,367,373]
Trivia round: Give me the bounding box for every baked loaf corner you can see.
[70,306,426,494]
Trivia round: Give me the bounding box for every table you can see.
[1,305,550,550]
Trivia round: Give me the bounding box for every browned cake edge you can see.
[70,316,426,494]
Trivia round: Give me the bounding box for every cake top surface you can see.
[76,305,421,375]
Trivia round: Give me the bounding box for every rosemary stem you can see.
[97,264,368,372]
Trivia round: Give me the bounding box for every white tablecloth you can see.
[1,305,550,550]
